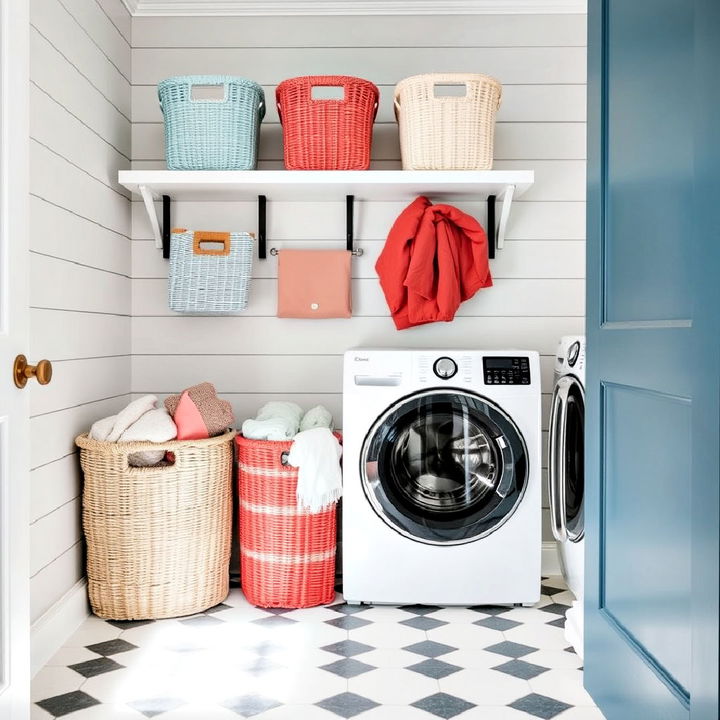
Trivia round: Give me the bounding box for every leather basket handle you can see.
[193,231,231,256]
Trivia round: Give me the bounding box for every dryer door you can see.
[549,375,585,543]
[361,389,528,545]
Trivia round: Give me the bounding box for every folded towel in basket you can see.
[300,405,334,432]
[241,417,297,441]
[287,427,343,513]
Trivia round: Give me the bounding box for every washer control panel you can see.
[433,357,458,380]
[483,356,531,385]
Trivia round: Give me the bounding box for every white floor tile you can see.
[64,616,123,647]
[31,666,84,702]
[427,622,504,649]
[529,669,596,706]
[252,667,347,704]
[30,705,54,720]
[45,646,99,667]
[360,648,426,668]
[254,705,338,720]
[442,649,514,670]
[557,706,608,719]
[523,649,584,670]
[504,623,570,651]
[349,667,439,704]
[349,621,426,649]
[439,668,531,706]
[61,704,145,719]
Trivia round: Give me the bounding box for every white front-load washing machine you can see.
[342,349,542,606]
[548,335,585,657]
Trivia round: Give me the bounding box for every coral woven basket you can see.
[76,431,236,620]
[168,228,254,314]
[276,75,379,170]
[394,73,502,170]
[236,434,339,608]
[159,75,265,170]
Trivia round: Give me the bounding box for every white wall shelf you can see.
[118,169,534,258]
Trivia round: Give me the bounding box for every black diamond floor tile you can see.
[222,693,281,716]
[324,615,372,630]
[474,616,522,631]
[85,638,138,656]
[251,641,284,656]
[407,658,462,679]
[105,618,154,630]
[321,657,376,678]
[36,691,100,717]
[540,603,572,616]
[400,616,448,631]
[69,656,125,678]
[540,585,562,597]
[205,603,232,614]
[321,639,374,657]
[179,614,226,628]
[128,697,185,718]
[547,617,567,629]
[399,604,442,616]
[316,691,379,718]
[411,692,476,719]
[261,607,296,615]
[469,605,511,615]
[486,640,538,658]
[330,603,368,615]
[509,692,572,719]
[251,615,298,627]
[492,659,550,680]
[243,656,284,675]
[564,646,577,654]
[403,640,456,658]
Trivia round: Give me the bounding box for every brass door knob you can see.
[13,355,53,389]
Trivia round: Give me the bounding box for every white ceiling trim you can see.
[122,0,586,16]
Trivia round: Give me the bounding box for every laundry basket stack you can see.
[236,434,339,608]
[76,431,236,620]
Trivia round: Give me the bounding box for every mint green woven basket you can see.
[159,75,265,170]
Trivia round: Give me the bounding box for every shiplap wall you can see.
[28,0,132,624]
[132,15,585,539]
[130,13,586,542]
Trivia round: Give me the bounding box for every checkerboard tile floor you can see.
[32,576,604,720]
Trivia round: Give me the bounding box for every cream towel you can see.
[90,395,158,443]
[241,417,297,441]
[120,408,177,466]
[300,405,334,432]
[287,427,343,512]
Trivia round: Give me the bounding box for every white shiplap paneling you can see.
[29,0,131,630]
[130,13,586,545]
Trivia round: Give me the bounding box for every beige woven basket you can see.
[76,430,236,620]
[394,73,502,170]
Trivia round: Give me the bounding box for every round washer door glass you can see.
[361,389,528,545]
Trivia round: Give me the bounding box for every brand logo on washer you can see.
[354,356,369,362]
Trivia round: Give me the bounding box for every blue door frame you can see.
[585,1,719,718]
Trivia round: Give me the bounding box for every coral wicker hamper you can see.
[276,75,379,170]
[76,431,236,620]
[236,434,338,608]
[394,73,502,170]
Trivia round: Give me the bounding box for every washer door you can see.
[548,375,585,543]
[360,389,528,545]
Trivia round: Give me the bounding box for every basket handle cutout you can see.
[433,82,468,98]
[311,86,346,101]
[280,451,290,466]
[123,450,178,473]
[190,83,228,102]
[193,231,231,256]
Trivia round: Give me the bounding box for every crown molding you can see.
[122,0,586,16]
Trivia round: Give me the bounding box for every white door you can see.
[0,0,30,717]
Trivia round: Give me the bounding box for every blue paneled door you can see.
[585,1,719,719]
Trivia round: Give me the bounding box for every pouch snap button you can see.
[311,303,319,310]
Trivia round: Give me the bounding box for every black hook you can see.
[162,195,171,259]
[487,194,496,260]
[258,195,267,259]
[346,195,354,253]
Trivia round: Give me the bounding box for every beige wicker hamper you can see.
[394,73,502,170]
[76,431,236,620]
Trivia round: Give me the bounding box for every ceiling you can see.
[122,0,586,16]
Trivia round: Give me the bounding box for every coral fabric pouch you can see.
[277,249,352,318]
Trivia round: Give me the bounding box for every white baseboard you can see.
[31,579,90,677]
[542,541,561,577]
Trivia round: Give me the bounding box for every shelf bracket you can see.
[487,195,496,260]
[497,184,515,251]
[258,195,267,259]
[346,195,354,253]
[162,195,171,259]
[139,184,163,250]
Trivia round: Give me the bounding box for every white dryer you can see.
[342,349,542,606]
[548,335,585,657]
